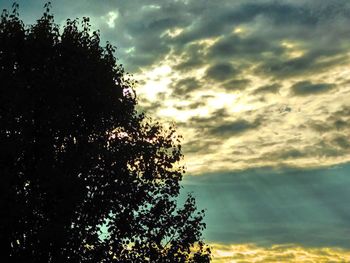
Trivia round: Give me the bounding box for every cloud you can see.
[209,119,261,137]
[12,0,350,72]
[332,135,350,149]
[208,34,282,61]
[10,0,350,173]
[206,62,239,81]
[171,77,201,96]
[173,42,207,72]
[291,81,336,96]
[210,243,350,263]
[254,53,348,79]
[185,108,231,128]
[102,11,118,28]
[252,83,281,94]
[309,107,350,133]
[221,78,251,91]
[179,96,350,174]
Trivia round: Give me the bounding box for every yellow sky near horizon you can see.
[209,243,350,263]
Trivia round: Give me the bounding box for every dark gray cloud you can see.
[168,0,350,82]
[185,100,207,110]
[174,1,350,45]
[272,148,307,160]
[208,34,283,61]
[206,62,239,81]
[171,77,201,96]
[183,138,221,154]
[8,0,350,74]
[252,83,281,94]
[291,81,335,96]
[173,42,206,72]
[309,120,333,133]
[209,119,261,137]
[187,108,230,127]
[332,135,350,149]
[309,107,350,133]
[254,52,348,79]
[137,100,163,113]
[221,78,251,91]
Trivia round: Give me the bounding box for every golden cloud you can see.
[210,243,350,263]
[135,52,350,175]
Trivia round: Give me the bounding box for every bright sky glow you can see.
[103,11,118,28]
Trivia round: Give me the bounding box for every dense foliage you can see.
[0,3,210,262]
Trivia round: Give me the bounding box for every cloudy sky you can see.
[5,0,350,261]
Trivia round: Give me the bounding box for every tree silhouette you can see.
[0,3,210,262]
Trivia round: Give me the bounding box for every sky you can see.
[4,0,350,261]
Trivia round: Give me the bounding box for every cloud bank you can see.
[210,243,350,263]
[7,0,350,174]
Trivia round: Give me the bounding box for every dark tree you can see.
[0,3,210,262]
